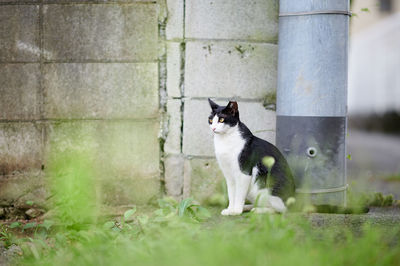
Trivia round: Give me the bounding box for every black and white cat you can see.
[208,99,295,215]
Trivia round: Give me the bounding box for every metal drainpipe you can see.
[276,0,350,206]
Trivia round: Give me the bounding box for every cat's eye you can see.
[219,118,224,123]
[209,118,213,123]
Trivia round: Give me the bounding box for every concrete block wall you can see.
[164,0,279,202]
[0,0,279,214]
[0,1,161,216]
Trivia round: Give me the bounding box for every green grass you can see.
[2,149,399,265]
[0,198,398,266]
[383,173,400,182]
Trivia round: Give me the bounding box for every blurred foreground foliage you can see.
[1,150,400,265]
[1,197,400,266]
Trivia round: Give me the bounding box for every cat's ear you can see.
[208,98,219,111]
[225,101,238,115]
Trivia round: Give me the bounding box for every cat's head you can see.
[208,98,240,134]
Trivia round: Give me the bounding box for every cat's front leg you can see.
[221,177,236,215]
[230,174,251,215]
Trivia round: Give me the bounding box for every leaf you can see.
[103,221,115,230]
[158,198,175,210]
[26,200,34,206]
[154,209,164,216]
[112,227,121,232]
[55,233,67,244]
[138,215,149,225]
[124,207,136,220]
[22,222,37,231]
[178,198,194,217]
[30,244,40,259]
[346,154,352,160]
[39,220,54,231]
[123,223,133,230]
[10,222,21,228]
[361,8,370,12]
[196,206,211,220]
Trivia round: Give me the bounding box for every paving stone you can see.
[43,4,158,61]
[0,123,43,175]
[0,64,40,120]
[0,5,40,62]
[185,41,277,99]
[183,99,276,157]
[43,63,159,119]
[185,0,278,41]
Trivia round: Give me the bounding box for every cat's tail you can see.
[254,190,287,213]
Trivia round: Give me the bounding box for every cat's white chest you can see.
[213,127,245,173]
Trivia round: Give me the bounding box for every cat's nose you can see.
[212,128,216,131]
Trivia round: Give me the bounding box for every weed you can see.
[0,225,15,248]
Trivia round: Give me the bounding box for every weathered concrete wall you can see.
[0,0,279,217]
[0,1,161,218]
[164,0,279,202]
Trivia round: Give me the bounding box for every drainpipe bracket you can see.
[279,10,352,17]
[295,184,349,194]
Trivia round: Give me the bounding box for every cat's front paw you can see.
[221,208,232,216]
[221,208,242,216]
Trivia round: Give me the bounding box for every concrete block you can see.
[43,4,158,61]
[164,99,182,154]
[166,42,182,98]
[183,157,224,203]
[0,64,40,120]
[43,63,159,119]
[0,123,43,175]
[183,99,276,157]
[46,120,161,206]
[47,120,160,179]
[100,176,160,205]
[166,0,184,40]
[0,171,47,208]
[0,0,38,2]
[185,41,278,99]
[44,0,153,2]
[185,0,278,41]
[164,155,184,198]
[0,6,40,62]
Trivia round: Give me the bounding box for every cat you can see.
[208,99,295,215]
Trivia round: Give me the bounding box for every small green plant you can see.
[0,225,15,248]
[367,192,395,207]
[262,91,277,110]
[46,149,100,228]
[383,173,400,182]
[155,197,211,222]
